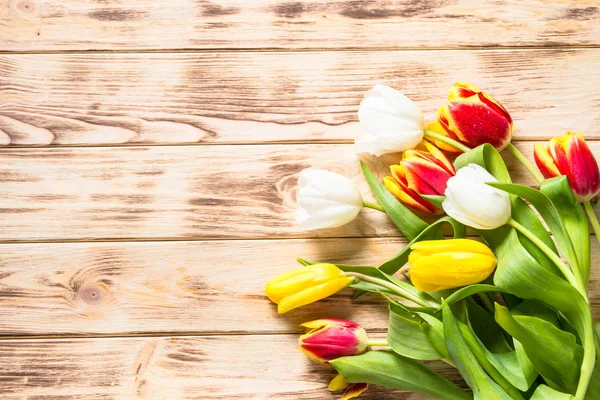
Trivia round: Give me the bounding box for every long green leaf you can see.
[531,385,575,400]
[331,350,472,400]
[442,284,510,309]
[488,181,581,278]
[387,303,442,360]
[442,302,513,399]
[495,304,583,394]
[541,177,590,284]
[360,160,427,240]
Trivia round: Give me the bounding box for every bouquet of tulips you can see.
[266,83,600,399]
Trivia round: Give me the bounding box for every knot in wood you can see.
[17,0,36,13]
[78,284,107,305]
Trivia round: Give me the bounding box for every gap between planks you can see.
[0,331,385,342]
[1,138,598,151]
[1,45,599,56]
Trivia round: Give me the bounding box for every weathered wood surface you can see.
[1,0,599,51]
[2,142,597,242]
[0,335,461,399]
[0,50,599,146]
[0,238,599,337]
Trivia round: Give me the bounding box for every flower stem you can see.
[344,272,434,308]
[423,129,471,153]
[584,201,600,246]
[506,143,545,185]
[576,309,596,399]
[507,218,585,297]
[367,339,389,347]
[363,201,385,212]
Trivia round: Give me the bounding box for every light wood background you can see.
[1,1,599,399]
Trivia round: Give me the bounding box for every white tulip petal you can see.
[442,164,511,230]
[295,169,364,230]
[355,85,424,156]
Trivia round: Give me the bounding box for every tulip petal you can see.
[409,239,495,264]
[356,85,424,156]
[266,264,345,304]
[425,120,464,154]
[445,100,512,149]
[341,383,369,400]
[533,143,560,179]
[384,176,437,214]
[301,318,357,331]
[277,276,354,314]
[564,132,600,201]
[329,374,351,391]
[402,158,454,195]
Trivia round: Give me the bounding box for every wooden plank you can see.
[1,0,599,51]
[1,141,595,242]
[0,49,599,146]
[0,238,398,336]
[1,238,599,337]
[0,335,461,399]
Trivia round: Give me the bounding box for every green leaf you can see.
[454,144,511,183]
[531,385,575,400]
[387,303,442,360]
[418,312,451,361]
[584,361,600,400]
[541,177,590,285]
[442,302,513,399]
[442,285,510,309]
[360,160,428,240]
[331,350,472,400]
[488,181,581,279]
[466,300,512,354]
[495,303,583,394]
[421,194,445,208]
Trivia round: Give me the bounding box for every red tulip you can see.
[384,142,455,213]
[534,132,600,202]
[329,373,368,400]
[298,319,368,365]
[435,82,513,151]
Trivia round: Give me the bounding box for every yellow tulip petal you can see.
[277,276,353,314]
[328,374,351,391]
[265,263,342,304]
[410,239,494,257]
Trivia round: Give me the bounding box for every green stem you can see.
[506,143,545,185]
[344,272,434,308]
[507,218,585,297]
[584,201,600,247]
[575,309,596,399]
[363,200,385,212]
[423,129,471,153]
[367,339,389,347]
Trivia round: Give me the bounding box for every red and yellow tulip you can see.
[265,264,354,314]
[408,239,497,292]
[534,132,600,202]
[298,319,368,364]
[384,141,455,214]
[433,82,513,151]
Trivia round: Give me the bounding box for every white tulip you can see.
[355,85,425,156]
[442,164,511,230]
[296,169,363,230]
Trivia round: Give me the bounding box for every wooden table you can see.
[1,1,599,398]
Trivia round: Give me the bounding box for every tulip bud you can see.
[443,164,511,230]
[296,169,363,230]
[265,264,354,314]
[436,82,513,150]
[408,239,497,292]
[355,85,424,156]
[534,132,600,202]
[299,319,368,364]
[384,141,455,214]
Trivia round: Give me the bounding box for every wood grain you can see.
[1,0,599,51]
[0,50,599,146]
[1,142,596,242]
[0,238,599,337]
[0,334,461,399]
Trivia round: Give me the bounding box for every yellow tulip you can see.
[265,263,354,314]
[408,239,497,292]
